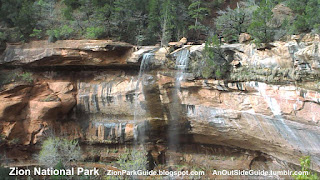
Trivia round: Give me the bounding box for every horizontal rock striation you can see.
[158,75,320,171]
[0,37,319,171]
[0,40,134,67]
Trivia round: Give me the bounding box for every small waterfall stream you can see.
[133,52,154,145]
[174,48,190,85]
[168,48,190,157]
[251,82,304,149]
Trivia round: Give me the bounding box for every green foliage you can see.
[0,0,37,41]
[286,0,320,34]
[0,32,6,42]
[117,147,148,172]
[135,35,146,46]
[188,0,209,39]
[203,36,219,78]
[104,175,124,180]
[215,1,257,42]
[38,137,81,168]
[191,35,230,79]
[30,29,44,39]
[203,35,231,79]
[20,72,33,83]
[147,0,161,43]
[188,0,208,25]
[0,167,15,180]
[0,0,319,45]
[0,71,33,90]
[212,0,225,8]
[35,0,58,28]
[293,156,319,180]
[0,0,191,45]
[248,0,275,44]
[86,27,105,39]
[160,0,176,46]
[47,25,74,40]
[64,0,82,10]
[50,161,68,180]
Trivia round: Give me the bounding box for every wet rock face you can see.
[1,38,320,172]
[0,70,319,171]
[76,72,142,143]
[75,71,166,144]
[157,76,320,171]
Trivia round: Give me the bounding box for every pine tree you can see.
[188,0,208,39]
[215,1,257,42]
[171,0,189,41]
[248,0,274,44]
[147,0,161,44]
[160,0,175,46]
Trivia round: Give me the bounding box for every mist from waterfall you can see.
[133,52,153,145]
[168,48,190,156]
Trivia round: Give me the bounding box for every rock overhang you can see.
[0,40,136,67]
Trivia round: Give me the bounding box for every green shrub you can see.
[248,0,275,44]
[6,30,23,43]
[212,0,225,8]
[107,147,148,179]
[0,71,33,90]
[215,1,257,43]
[0,32,5,39]
[293,156,319,180]
[0,167,15,180]
[117,147,148,172]
[60,25,74,38]
[20,72,33,83]
[30,28,43,39]
[0,72,16,88]
[188,0,209,39]
[50,161,68,180]
[47,29,60,41]
[135,35,146,46]
[85,27,105,39]
[191,35,230,79]
[38,137,81,168]
[47,25,74,41]
[0,31,6,50]
[286,0,320,34]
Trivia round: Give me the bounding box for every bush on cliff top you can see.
[191,35,231,79]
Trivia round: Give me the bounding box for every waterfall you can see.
[251,82,303,148]
[133,52,153,144]
[168,48,190,157]
[175,48,190,83]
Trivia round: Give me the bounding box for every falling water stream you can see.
[168,48,190,159]
[174,48,190,85]
[133,52,154,145]
[251,82,303,149]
